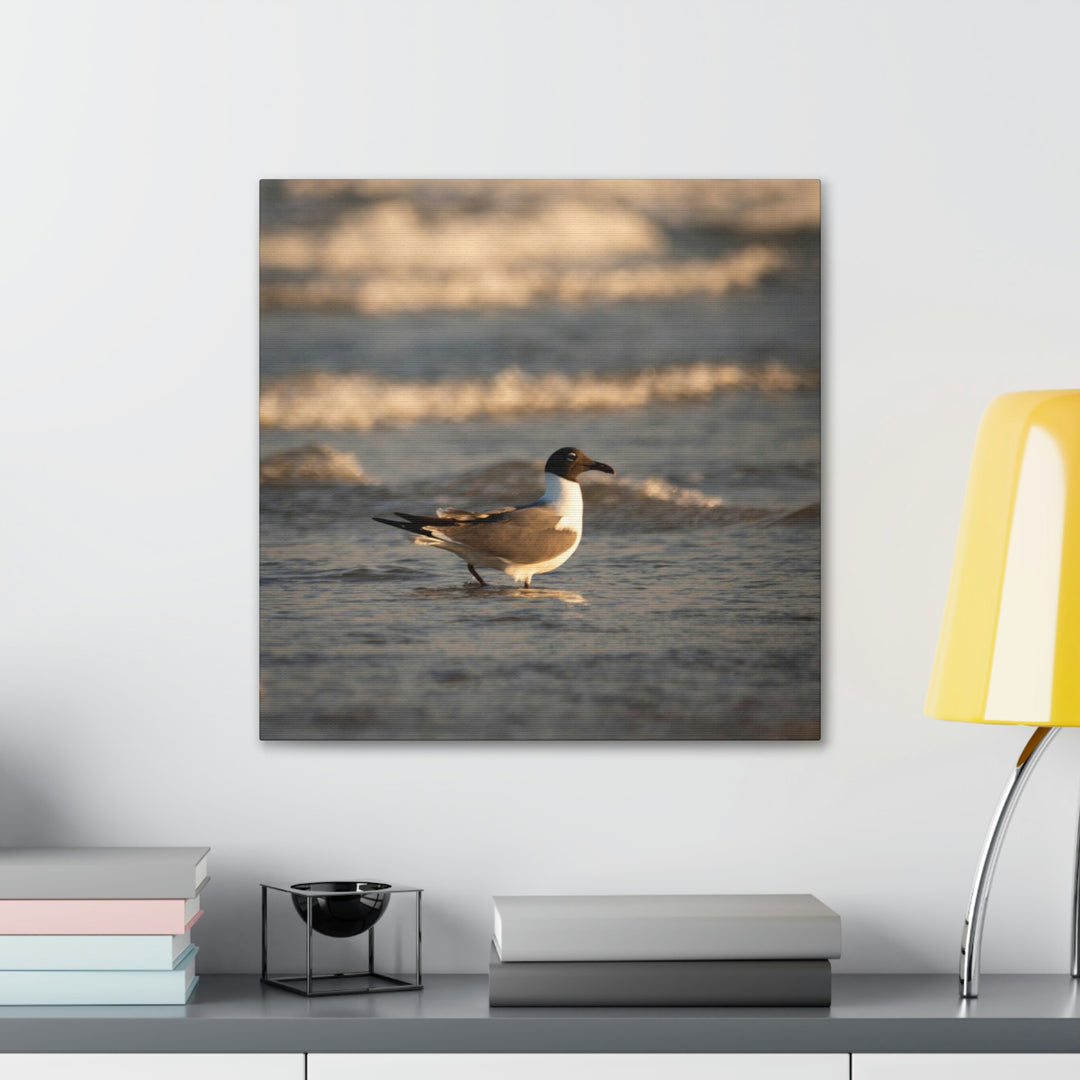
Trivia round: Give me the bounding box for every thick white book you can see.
[492,894,842,962]
[0,930,192,970]
[0,847,209,899]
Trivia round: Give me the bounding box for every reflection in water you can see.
[411,585,588,605]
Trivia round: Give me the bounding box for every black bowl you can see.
[290,881,391,938]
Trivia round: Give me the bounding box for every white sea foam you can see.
[260,180,814,315]
[259,443,369,484]
[260,199,664,271]
[272,179,821,235]
[260,245,785,314]
[614,476,725,509]
[260,361,818,431]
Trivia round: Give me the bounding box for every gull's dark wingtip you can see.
[374,515,435,537]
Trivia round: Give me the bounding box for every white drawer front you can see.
[855,1054,1080,1080]
[310,1054,848,1080]
[3,1054,304,1080]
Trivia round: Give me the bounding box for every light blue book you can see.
[0,944,198,1004]
[0,930,192,970]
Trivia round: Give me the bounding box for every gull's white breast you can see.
[538,472,584,535]
[500,472,584,581]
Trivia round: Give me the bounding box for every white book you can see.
[0,847,209,899]
[492,894,841,962]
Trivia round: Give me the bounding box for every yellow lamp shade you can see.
[926,389,1080,726]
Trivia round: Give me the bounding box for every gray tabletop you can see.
[2,974,1080,1053]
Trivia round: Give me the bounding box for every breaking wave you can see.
[260,181,818,314]
[259,443,369,485]
[263,180,816,315]
[268,179,821,237]
[260,199,665,272]
[260,360,819,431]
[585,479,817,529]
[608,476,724,510]
[260,245,785,315]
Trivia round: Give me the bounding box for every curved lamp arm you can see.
[960,725,1058,998]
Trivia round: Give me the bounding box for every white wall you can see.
[1,0,1079,976]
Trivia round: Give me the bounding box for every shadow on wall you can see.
[838,907,952,976]
[420,894,483,974]
[0,756,77,846]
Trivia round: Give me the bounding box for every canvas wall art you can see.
[259,180,820,740]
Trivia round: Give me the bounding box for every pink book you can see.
[0,898,203,935]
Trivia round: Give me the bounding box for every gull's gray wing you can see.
[438,507,517,521]
[443,504,577,563]
[394,507,515,525]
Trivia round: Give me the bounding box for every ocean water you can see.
[259,182,819,740]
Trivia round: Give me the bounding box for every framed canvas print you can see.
[259,180,820,740]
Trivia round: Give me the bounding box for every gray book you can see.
[0,847,210,899]
[489,946,831,1007]
[493,894,841,962]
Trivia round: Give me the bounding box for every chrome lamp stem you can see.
[960,725,1058,998]
[1073,773,1080,979]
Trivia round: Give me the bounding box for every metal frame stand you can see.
[261,883,423,997]
[960,726,1060,998]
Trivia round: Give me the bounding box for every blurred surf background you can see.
[259,180,820,739]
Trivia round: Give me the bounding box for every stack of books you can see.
[0,847,209,1005]
[489,894,840,1006]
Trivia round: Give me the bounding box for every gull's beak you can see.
[586,460,615,476]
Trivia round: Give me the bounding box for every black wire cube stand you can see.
[261,882,422,997]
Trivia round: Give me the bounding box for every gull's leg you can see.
[960,725,1059,997]
[467,565,487,586]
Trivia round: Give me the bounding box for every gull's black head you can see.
[544,447,616,483]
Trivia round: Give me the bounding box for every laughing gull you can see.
[374,447,615,587]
